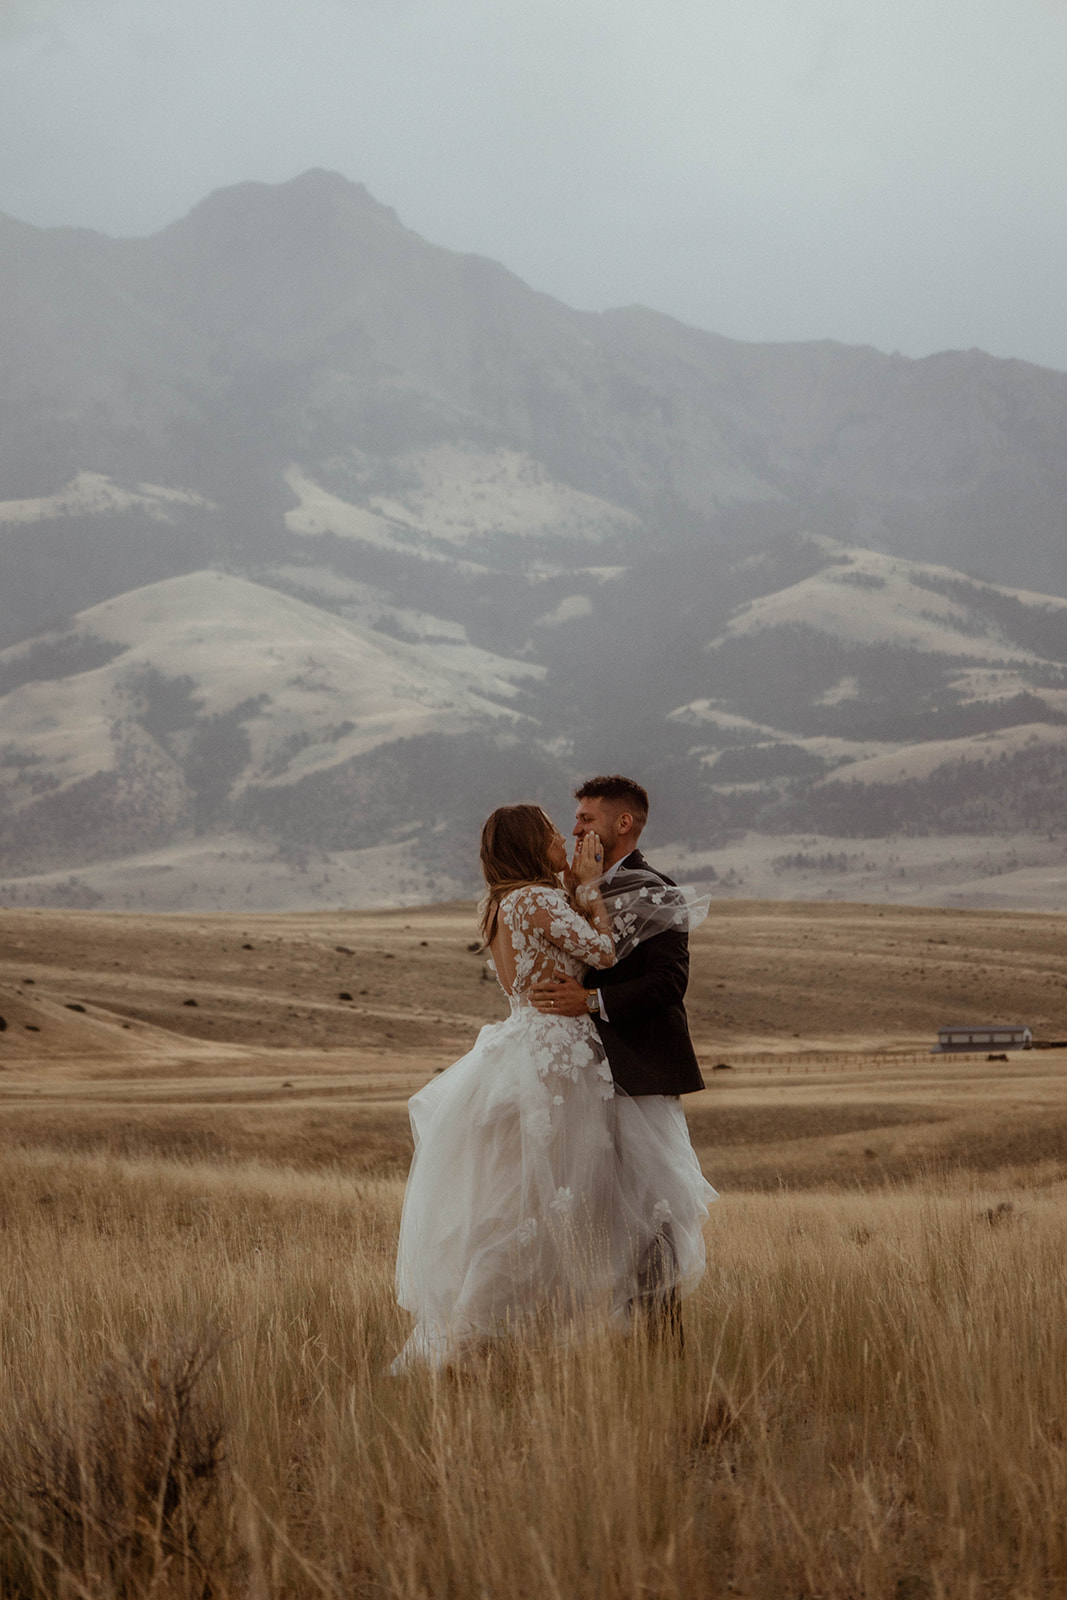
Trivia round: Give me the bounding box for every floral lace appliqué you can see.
[499,885,613,999]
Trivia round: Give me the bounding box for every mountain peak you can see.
[173,169,402,241]
[280,168,401,223]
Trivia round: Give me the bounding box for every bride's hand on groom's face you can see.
[529,975,588,1017]
[571,831,604,885]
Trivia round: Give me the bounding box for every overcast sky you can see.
[3,0,1067,370]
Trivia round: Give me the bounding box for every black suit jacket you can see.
[583,849,705,1098]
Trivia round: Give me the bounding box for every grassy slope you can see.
[2,901,1067,1597]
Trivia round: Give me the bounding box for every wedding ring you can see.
[595,853,602,861]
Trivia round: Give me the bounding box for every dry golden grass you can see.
[2,1149,1066,1598]
[2,900,1067,1597]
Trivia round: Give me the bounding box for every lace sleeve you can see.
[505,885,615,969]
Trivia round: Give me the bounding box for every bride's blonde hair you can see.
[478,804,559,944]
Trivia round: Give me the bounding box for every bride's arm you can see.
[512,884,615,970]
[569,832,613,961]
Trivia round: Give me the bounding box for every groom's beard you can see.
[597,826,625,868]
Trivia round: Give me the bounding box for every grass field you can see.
[2,900,1067,1598]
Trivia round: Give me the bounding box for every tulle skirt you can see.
[392,1003,717,1369]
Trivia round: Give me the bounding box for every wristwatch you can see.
[585,989,600,1016]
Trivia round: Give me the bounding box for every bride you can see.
[392,803,716,1370]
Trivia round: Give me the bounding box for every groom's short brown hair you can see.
[574,775,649,831]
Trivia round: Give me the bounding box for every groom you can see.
[529,774,705,1335]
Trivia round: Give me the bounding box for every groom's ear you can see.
[616,811,634,837]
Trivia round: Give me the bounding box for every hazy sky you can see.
[3,0,1067,370]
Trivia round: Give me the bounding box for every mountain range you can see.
[3,169,1067,909]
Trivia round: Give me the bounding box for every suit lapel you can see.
[611,849,675,891]
[619,849,649,875]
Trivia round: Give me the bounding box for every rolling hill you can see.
[3,170,1067,906]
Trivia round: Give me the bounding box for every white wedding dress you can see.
[392,881,718,1370]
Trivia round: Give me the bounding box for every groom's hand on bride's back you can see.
[529,975,589,1017]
